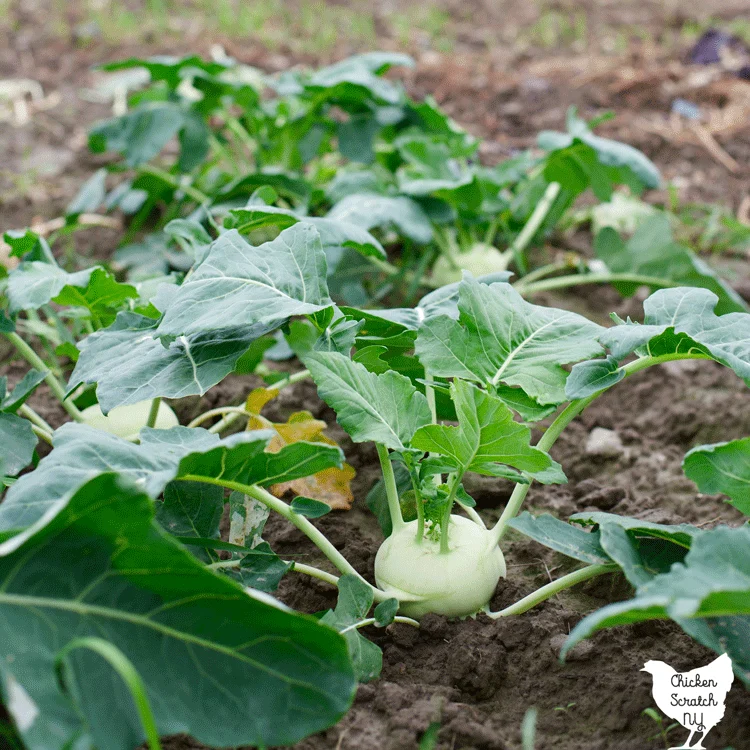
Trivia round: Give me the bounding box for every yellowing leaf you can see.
[245,387,279,415]
[245,391,355,510]
[272,463,356,511]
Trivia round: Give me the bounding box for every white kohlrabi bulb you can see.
[80,400,179,441]
[374,515,506,619]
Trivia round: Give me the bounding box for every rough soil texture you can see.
[2,1,750,749]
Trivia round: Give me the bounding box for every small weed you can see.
[642,707,681,748]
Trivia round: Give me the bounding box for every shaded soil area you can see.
[2,1,750,749]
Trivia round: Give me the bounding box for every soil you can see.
[2,1,750,749]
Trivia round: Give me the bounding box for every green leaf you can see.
[0,414,36,476]
[7,262,93,313]
[416,277,605,405]
[0,370,46,413]
[595,216,747,315]
[217,172,312,206]
[66,168,107,215]
[0,311,14,333]
[53,268,138,326]
[155,480,224,563]
[3,229,48,260]
[562,525,750,685]
[338,114,380,163]
[225,206,386,260]
[0,424,220,531]
[571,287,750,395]
[0,473,355,749]
[683,438,750,515]
[164,218,212,261]
[539,108,661,189]
[101,54,229,88]
[177,111,210,172]
[291,496,332,518]
[373,598,399,627]
[596,523,687,588]
[239,541,293,591]
[157,224,332,338]
[411,380,551,477]
[564,355,624,400]
[507,512,611,565]
[342,272,514,334]
[570,511,698,548]
[328,193,433,244]
[322,575,382,683]
[305,351,431,452]
[306,53,410,105]
[89,103,187,166]
[70,312,274,412]
[0,424,342,532]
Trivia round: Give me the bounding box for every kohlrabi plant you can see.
[2,51,750,750]
[25,51,744,314]
[2,205,749,749]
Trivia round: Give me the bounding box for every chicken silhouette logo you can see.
[641,653,734,749]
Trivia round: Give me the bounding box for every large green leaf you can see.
[416,277,605,405]
[596,523,687,588]
[0,424,342,532]
[66,168,107,215]
[342,272,514,334]
[305,351,430,452]
[411,380,552,478]
[507,512,611,565]
[0,413,36,476]
[157,224,332,338]
[0,473,355,749]
[101,54,229,89]
[69,312,273,413]
[562,525,750,685]
[595,216,747,315]
[566,287,750,399]
[225,205,386,260]
[327,193,433,244]
[683,438,750,516]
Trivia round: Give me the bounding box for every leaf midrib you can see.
[0,592,336,697]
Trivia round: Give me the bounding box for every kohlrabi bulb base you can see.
[80,400,179,441]
[374,516,506,619]
[431,243,509,287]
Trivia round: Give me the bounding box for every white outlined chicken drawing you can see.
[641,653,734,749]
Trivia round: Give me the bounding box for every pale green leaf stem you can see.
[4,332,83,422]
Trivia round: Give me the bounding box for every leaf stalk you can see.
[180,475,393,602]
[4,332,83,422]
[486,563,617,618]
[377,444,405,532]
